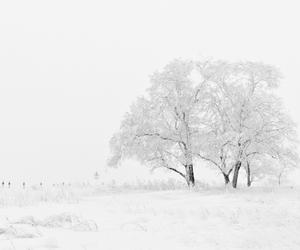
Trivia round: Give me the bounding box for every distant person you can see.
[40,182,43,188]
[1,181,4,188]
[22,182,26,189]
[8,182,11,188]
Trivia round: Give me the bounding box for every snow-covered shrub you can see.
[41,213,98,231]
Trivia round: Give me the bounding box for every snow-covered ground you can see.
[1,186,300,250]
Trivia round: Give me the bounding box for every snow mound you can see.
[42,213,98,231]
[0,222,41,239]
[0,213,98,240]
[15,213,98,232]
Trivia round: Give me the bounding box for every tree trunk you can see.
[232,161,241,188]
[246,161,251,187]
[222,173,230,185]
[185,164,195,187]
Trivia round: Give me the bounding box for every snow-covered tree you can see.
[195,61,298,187]
[269,146,299,186]
[245,146,299,186]
[108,59,299,188]
[108,60,209,186]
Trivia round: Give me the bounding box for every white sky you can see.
[0,0,299,184]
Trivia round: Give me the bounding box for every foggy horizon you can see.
[1,0,300,184]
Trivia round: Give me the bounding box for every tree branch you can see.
[196,153,223,172]
[165,166,186,179]
[163,150,185,166]
[136,133,179,144]
[158,152,186,180]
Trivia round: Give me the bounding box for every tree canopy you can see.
[108,59,299,188]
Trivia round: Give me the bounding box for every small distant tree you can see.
[269,146,299,185]
[94,171,100,181]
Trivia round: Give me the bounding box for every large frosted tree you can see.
[108,59,298,188]
[196,61,298,187]
[108,60,209,186]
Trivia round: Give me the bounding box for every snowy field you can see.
[1,186,300,250]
